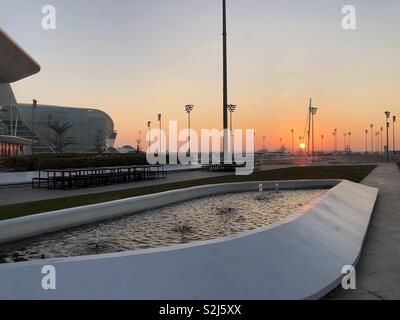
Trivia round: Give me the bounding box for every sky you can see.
[1,0,399,151]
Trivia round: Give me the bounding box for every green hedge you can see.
[0,153,148,171]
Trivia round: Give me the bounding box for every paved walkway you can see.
[0,170,234,206]
[326,163,400,300]
[0,165,295,206]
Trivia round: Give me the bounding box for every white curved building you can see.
[16,103,117,153]
[0,27,117,155]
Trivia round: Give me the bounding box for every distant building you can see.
[0,27,117,156]
[15,104,117,153]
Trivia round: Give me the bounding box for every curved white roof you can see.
[0,27,40,84]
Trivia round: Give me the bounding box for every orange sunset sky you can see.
[2,0,400,151]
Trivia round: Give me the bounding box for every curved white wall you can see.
[0,180,378,300]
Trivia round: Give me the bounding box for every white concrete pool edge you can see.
[0,179,340,244]
[0,179,378,300]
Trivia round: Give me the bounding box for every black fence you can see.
[32,165,167,190]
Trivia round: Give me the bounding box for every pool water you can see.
[0,189,326,263]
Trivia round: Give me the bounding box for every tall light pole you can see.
[32,99,37,154]
[393,115,396,154]
[365,130,368,153]
[157,113,162,155]
[332,131,336,153]
[185,105,194,158]
[334,128,338,153]
[385,111,390,161]
[348,132,352,152]
[381,126,384,154]
[147,121,151,152]
[222,0,229,160]
[321,134,324,154]
[333,129,338,153]
[311,107,318,158]
[375,132,380,152]
[343,133,347,152]
[299,136,303,155]
[370,124,374,153]
[227,104,236,154]
[307,98,312,156]
[291,129,294,155]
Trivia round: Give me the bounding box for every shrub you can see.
[0,153,148,171]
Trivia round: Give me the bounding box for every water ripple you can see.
[0,189,325,263]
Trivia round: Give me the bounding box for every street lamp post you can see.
[311,107,318,158]
[332,131,335,154]
[381,126,384,154]
[321,134,324,154]
[185,105,194,158]
[299,136,303,155]
[365,130,368,153]
[291,129,294,155]
[157,113,162,155]
[375,132,380,152]
[147,121,151,152]
[343,133,347,152]
[385,111,391,161]
[348,132,352,152]
[334,128,338,153]
[370,124,374,153]
[393,115,396,154]
[32,99,37,154]
[227,104,236,154]
[332,129,337,154]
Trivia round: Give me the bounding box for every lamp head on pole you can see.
[147,121,151,128]
[227,104,237,113]
[310,107,318,115]
[185,105,194,113]
[157,113,162,121]
[385,111,391,120]
[393,115,397,123]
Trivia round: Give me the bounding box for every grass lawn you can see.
[0,165,376,221]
